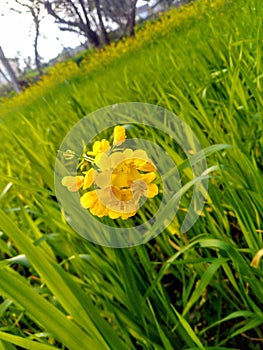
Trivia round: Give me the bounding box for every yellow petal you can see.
[113,126,126,146]
[96,187,114,205]
[108,210,121,219]
[138,161,156,172]
[110,152,124,169]
[83,168,94,189]
[100,139,111,153]
[121,211,137,220]
[131,179,147,193]
[112,185,122,196]
[122,148,133,157]
[132,149,148,160]
[94,139,110,154]
[87,139,110,156]
[62,176,84,192]
[90,200,107,217]
[141,172,156,184]
[147,184,158,198]
[111,172,128,188]
[80,191,98,208]
[120,188,134,201]
[127,166,142,183]
[95,170,111,188]
[93,141,102,154]
[95,152,110,169]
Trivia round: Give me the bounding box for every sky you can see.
[0,0,148,69]
[0,2,86,67]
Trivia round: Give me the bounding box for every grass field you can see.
[0,0,263,349]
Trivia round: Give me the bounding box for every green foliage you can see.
[0,0,263,349]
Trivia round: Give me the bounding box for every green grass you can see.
[0,0,263,348]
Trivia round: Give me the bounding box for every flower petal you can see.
[80,191,98,208]
[127,166,142,183]
[138,161,156,172]
[108,210,121,219]
[147,184,159,198]
[83,168,94,189]
[95,152,110,169]
[121,211,137,220]
[141,172,156,184]
[132,149,148,160]
[113,126,126,146]
[110,152,124,169]
[62,176,84,192]
[87,139,110,156]
[95,170,111,188]
[90,200,108,217]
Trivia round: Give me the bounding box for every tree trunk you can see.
[124,0,137,37]
[31,9,42,74]
[94,0,110,45]
[0,46,20,93]
[77,0,102,47]
[45,0,101,48]
[0,69,10,83]
[86,28,101,47]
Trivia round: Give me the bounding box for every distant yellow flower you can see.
[113,126,126,146]
[62,176,84,192]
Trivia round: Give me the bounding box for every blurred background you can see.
[0,0,189,94]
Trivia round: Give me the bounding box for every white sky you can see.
[0,0,148,68]
[0,2,85,66]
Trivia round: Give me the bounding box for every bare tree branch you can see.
[0,46,20,93]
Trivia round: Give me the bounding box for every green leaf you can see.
[0,209,128,350]
[0,332,57,350]
[0,269,102,350]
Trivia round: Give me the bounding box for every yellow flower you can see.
[62,128,159,220]
[113,126,126,146]
[87,139,110,157]
[61,176,84,192]
[95,151,142,189]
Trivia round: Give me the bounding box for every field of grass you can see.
[0,0,263,349]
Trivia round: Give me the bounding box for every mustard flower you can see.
[113,125,126,146]
[62,126,159,220]
[87,139,110,156]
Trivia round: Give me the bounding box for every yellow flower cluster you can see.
[1,60,79,112]
[62,126,158,220]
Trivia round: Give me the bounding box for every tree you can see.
[43,0,105,47]
[6,0,44,74]
[12,0,43,74]
[102,0,138,37]
[0,46,20,93]
[94,0,110,45]
[43,0,139,47]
